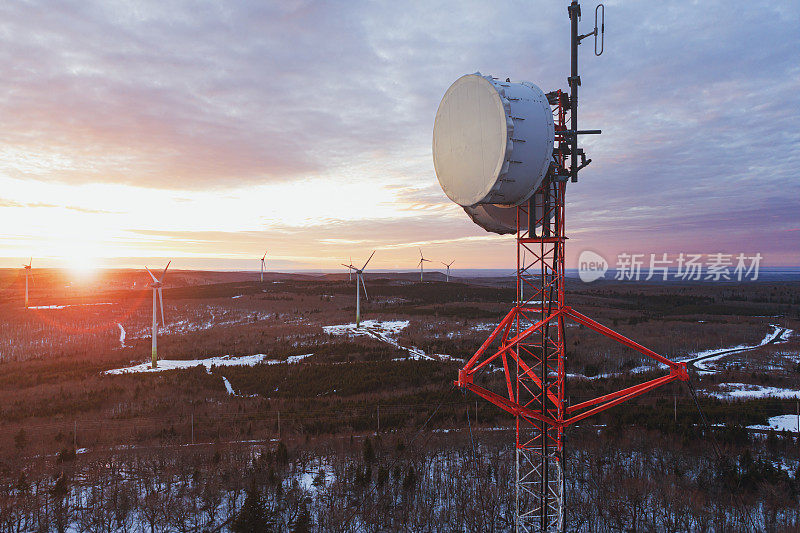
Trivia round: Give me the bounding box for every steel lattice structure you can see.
[455,3,690,531]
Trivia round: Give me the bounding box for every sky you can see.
[0,0,797,273]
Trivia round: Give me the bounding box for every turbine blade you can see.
[361,250,376,270]
[419,248,423,259]
[158,287,165,326]
[161,260,171,280]
[145,267,158,283]
[360,274,368,300]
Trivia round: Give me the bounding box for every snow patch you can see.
[222,376,235,395]
[117,323,126,348]
[104,353,314,375]
[323,320,445,361]
[748,414,800,433]
[296,462,334,494]
[704,383,800,400]
[27,302,115,310]
[286,353,313,364]
[567,364,655,381]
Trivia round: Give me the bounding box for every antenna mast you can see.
[455,3,688,532]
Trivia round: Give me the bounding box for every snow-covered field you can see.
[704,382,800,400]
[323,320,461,362]
[27,302,115,310]
[105,353,313,375]
[748,414,800,433]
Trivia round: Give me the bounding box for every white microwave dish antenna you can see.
[432,72,554,208]
[463,196,554,235]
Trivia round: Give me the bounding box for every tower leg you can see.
[356,278,361,328]
[151,290,158,369]
[514,181,566,532]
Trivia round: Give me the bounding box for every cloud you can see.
[0,0,797,265]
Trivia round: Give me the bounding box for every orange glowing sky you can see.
[1,1,798,272]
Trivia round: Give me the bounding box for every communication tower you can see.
[432,3,689,531]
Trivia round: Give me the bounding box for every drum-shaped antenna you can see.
[463,200,553,235]
[433,73,554,207]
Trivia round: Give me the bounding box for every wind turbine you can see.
[341,251,375,328]
[22,258,32,308]
[417,248,433,282]
[260,251,267,283]
[145,262,170,369]
[441,259,455,282]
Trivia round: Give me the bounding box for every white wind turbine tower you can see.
[260,251,268,283]
[441,259,455,282]
[417,248,433,282]
[342,251,375,328]
[145,261,170,369]
[22,258,32,308]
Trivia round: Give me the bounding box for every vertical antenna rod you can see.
[569,1,580,183]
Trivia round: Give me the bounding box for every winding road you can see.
[686,325,792,373]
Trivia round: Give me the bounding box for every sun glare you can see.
[64,255,99,280]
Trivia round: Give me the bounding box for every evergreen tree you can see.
[292,503,311,533]
[363,436,375,464]
[14,428,27,450]
[403,466,416,493]
[232,481,273,533]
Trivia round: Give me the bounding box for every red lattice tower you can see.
[454,4,690,531]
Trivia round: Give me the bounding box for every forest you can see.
[0,270,798,531]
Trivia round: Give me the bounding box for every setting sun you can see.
[60,247,101,280]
